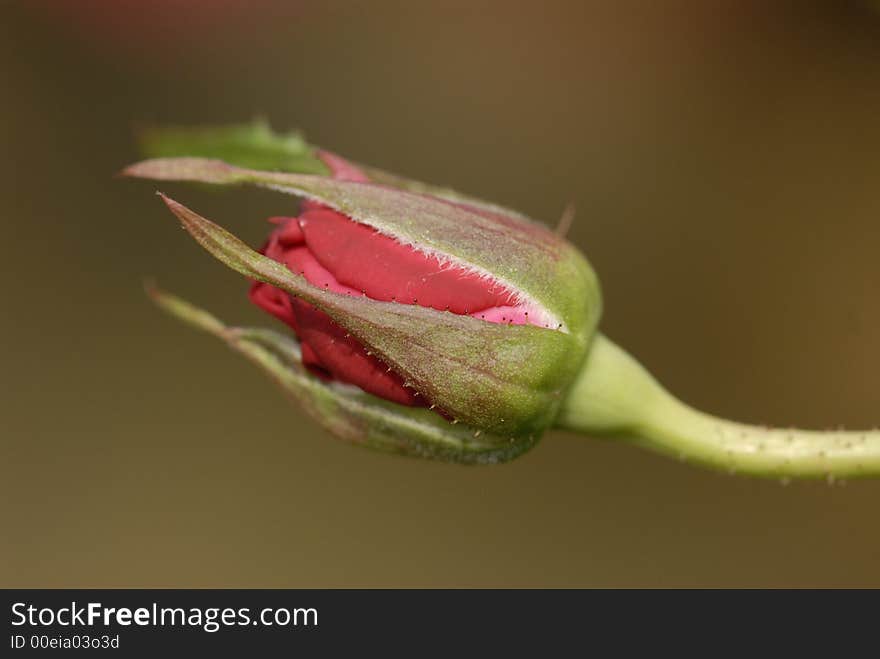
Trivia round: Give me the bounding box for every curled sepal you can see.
[154,194,578,438]
[136,120,541,220]
[147,285,537,464]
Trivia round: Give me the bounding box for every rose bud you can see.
[126,124,880,478]
[125,156,600,456]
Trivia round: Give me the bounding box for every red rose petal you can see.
[298,206,515,313]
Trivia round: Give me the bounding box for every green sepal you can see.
[147,284,538,463]
[137,119,331,176]
[136,120,533,216]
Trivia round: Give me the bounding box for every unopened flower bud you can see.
[125,156,600,450]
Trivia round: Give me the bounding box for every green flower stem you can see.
[555,334,880,480]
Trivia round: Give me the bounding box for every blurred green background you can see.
[2,0,879,587]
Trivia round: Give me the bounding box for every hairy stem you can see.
[555,334,880,479]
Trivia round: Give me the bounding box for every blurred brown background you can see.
[2,0,879,587]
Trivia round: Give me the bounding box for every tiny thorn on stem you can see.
[555,200,576,237]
